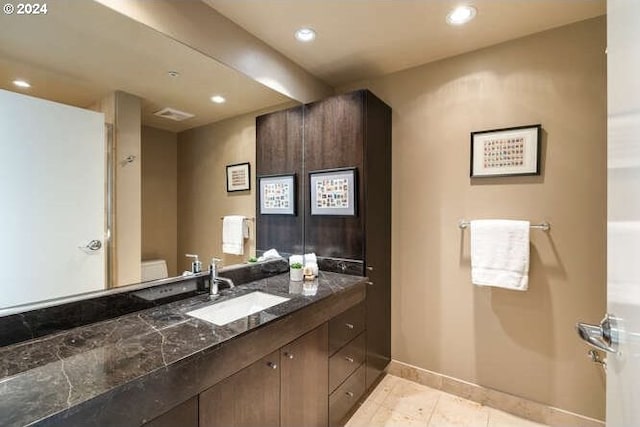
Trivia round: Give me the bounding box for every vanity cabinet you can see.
[280,323,329,427]
[327,302,367,427]
[198,324,328,427]
[199,350,281,427]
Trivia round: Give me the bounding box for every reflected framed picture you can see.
[226,162,251,192]
[310,167,357,216]
[258,174,296,215]
[470,124,542,178]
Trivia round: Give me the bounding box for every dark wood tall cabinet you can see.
[304,90,391,390]
[256,89,392,393]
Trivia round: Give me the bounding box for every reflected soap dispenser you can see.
[185,254,202,274]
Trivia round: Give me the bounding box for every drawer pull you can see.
[345,356,354,363]
[345,391,354,398]
[284,352,294,359]
[366,266,374,271]
[345,323,354,329]
[366,281,374,286]
[267,362,278,370]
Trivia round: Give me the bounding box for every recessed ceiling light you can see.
[13,79,31,88]
[294,27,316,42]
[210,95,226,104]
[446,5,477,26]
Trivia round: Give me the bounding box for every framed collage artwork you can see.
[258,174,296,215]
[470,124,542,178]
[309,168,357,216]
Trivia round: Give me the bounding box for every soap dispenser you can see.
[185,254,202,274]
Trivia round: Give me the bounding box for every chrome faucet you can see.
[208,258,235,295]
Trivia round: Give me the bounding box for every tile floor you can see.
[345,374,548,427]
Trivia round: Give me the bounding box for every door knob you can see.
[576,313,619,353]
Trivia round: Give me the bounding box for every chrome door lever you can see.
[79,239,102,252]
[576,313,619,353]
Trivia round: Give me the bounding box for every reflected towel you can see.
[470,220,530,291]
[304,253,317,264]
[222,216,246,255]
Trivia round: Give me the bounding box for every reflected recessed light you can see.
[167,70,180,78]
[13,79,31,88]
[210,95,226,104]
[295,27,316,42]
[446,5,477,26]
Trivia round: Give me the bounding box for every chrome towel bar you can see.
[220,217,255,220]
[458,220,550,231]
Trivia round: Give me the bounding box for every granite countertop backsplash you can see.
[0,271,366,427]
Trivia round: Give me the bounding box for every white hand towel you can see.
[222,216,246,255]
[304,253,317,264]
[470,220,530,291]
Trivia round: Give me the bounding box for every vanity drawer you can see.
[329,333,365,393]
[329,364,366,427]
[329,301,365,355]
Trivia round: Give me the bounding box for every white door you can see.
[606,0,640,425]
[0,89,105,308]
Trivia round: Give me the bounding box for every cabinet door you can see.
[199,351,280,427]
[143,397,198,427]
[363,91,392,389]
[280,324,329,427]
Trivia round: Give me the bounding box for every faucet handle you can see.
[211,257,222,266]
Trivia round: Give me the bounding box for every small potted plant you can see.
[290,262,304,282]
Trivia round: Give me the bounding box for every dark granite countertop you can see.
[0,271,366,427]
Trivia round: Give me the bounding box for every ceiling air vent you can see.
[153,107,195,122]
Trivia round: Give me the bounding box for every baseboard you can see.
[387,360,604,427]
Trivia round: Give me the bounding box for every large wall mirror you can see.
[0,0,300,310]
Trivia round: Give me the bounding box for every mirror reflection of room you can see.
[0,0,294,308]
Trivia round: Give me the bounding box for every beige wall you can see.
[91,91,142,287]
[177,113,257,272]
[141,126,178,277]
[341,17,606,419]
[113,91,142,286]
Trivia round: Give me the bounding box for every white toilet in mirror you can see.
[141,259,168,282]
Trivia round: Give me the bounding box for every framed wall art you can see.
[226,162,251,192]
[470,124,542,178]
[258,174,296,215]
[310,168,357,216]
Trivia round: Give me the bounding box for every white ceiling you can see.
[204,0,606,86]
[0,0,292,132]
[0,0,607,129]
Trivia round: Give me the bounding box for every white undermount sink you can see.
[186,291,290,326]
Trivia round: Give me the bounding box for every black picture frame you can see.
[309,167,358,216]
[226,162,251,192]
[258,173,296,215]
[470,124,542,178]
